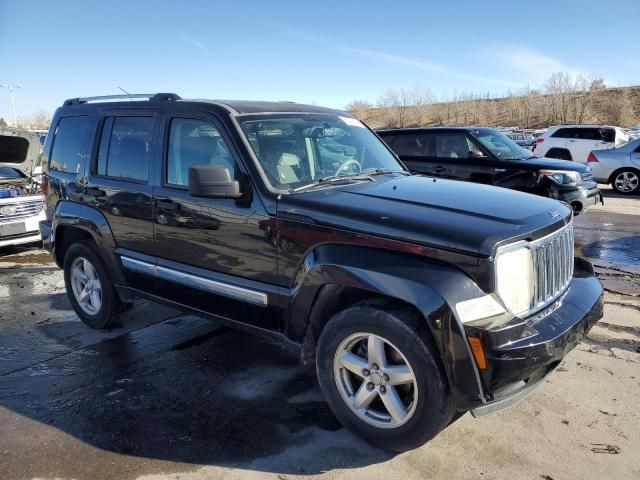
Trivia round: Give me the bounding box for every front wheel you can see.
[611,169,640,195]
[316,301,454,451]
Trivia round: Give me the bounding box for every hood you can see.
[279,175,571,257]
[0,127,41,177]
[527,156,590,173]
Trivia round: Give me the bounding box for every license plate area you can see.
[0,222,27,237]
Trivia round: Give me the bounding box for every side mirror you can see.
[188,165,242,199]
[468,150,486,159]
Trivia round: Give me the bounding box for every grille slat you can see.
[0,201,43,222]
[530,223,574,312]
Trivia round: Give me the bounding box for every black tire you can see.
[545,148,572,161]
[316,300,454,452]
[63,241,132,329]
[610,168,640,195]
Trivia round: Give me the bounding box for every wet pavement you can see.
[0,187,639,480]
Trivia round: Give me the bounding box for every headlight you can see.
[495,244,534,316]
[540,169,581,186]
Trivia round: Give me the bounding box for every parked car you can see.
[534,125,629,163]
[506,132,536,149]
[0,127,45,248]
[378,127,602,214]
[588,137,640,194]
[40,93,603,451]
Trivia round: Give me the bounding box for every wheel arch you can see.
[545,147,573,161]
[607,166,640,185]
[286,244,487,409]
[52,201,130,296]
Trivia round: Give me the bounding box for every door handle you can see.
[434,166,445,172]
[155,199,179,211]
[494,168,506,173]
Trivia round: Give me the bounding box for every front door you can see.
[432,133,494,183]
[151,114,278,329]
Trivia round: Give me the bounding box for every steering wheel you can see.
[334,159,361,176]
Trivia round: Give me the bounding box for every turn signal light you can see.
[467,336,487,370]
[536,138,544,143]
[587,152,598,162]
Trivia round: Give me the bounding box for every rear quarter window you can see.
[49,115,93,175]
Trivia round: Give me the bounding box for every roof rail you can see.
[63,93,181,106]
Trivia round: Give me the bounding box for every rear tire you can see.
[63,241,132,329]
[316,300,454,452]
[611,168,640,195]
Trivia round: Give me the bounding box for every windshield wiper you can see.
[367,168,411,176]
[292,172,375,192]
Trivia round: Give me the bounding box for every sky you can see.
[1,0,639,121]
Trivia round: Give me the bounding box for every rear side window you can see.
[49,116,93,174]
[393,134,435,157]
[97,116,154,182]
[551,128,575,138]
[574,128,603,140]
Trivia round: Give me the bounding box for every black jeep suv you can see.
[40,94,603,451]
[378,127,603,214]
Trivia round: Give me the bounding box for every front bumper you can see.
[469,257,603,416]
[0,210,46,248]
[555,183,603,214]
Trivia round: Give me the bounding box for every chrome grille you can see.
[0,200,43,222]
[531,223,574,310]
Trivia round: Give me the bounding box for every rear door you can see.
[85,112,159,287]
[573,128,610,163]
[387,133,438,175]
[151,112,278,329]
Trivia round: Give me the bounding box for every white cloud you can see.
[180,34,207,51]
[281,28,519,88]
[492,45,582,84]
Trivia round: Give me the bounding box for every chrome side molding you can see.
[120,256,268,306]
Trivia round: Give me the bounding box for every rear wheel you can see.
[316,300,453,451]
[611,169,640,195]
[63,241,132,328]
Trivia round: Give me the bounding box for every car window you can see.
[96,116,154,182]
[239,114,404,189]
[167,118,237,187]
[379,134,397,148]
[435,134,478,159]
[49,115,93,175]
[551,128,576,139]
[393,134,435,157]
[574,128,603,141]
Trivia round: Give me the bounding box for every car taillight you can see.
[536,138,544,143]
[587,152,598,162]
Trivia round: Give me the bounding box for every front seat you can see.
[275,153,301,184]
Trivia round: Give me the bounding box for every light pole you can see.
[0,84,21,126]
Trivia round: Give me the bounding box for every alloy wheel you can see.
[614,171,639,193]
[333,332,418,429]
[70,257,102,315]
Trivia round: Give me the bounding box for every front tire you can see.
[63,241,132,329]
[316,300,454,451]
[611,169,640,195]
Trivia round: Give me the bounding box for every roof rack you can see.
[63,93,181,106]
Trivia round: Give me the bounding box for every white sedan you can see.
[588,138,640,194]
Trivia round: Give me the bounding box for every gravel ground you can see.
[0,187,638,480]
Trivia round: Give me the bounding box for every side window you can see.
[574,128,602,141]
[393,134,435,157]
[435,134,475,159]
[96,116,154,182]
[49,116,93,174]
[551,128,574,139]
[379,135,397,148]
[167,118,236,187]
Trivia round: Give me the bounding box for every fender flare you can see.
[285,244,488,408]
[52,200,129,290]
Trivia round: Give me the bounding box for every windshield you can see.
[473,129,533,160]
[239,114,404,190]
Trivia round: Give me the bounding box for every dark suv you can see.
[40,94,603,451]
[378,127,602,214]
